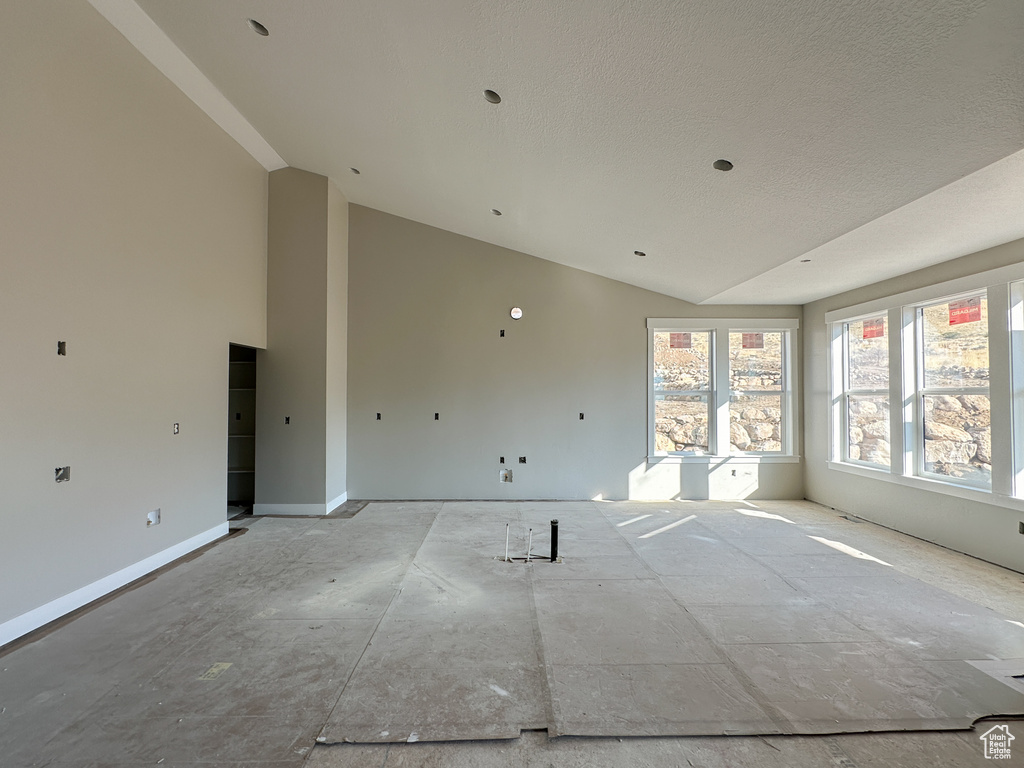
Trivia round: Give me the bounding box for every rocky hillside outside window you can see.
[843,317,890,468]
[648,319,798,459]
[653,331,712,454]
[729,332,786,454]
[916,294,990,489]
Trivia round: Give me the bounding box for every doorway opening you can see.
[228,344,257,520]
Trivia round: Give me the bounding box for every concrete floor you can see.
[3,500,1024,766]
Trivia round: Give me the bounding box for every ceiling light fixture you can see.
[491,209,502,216]
[483,90,502,104]
[350,168,361,175]
[634,250,646,257]
[713,159,734,171]
[247,18,269,36]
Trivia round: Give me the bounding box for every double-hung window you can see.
[649,319,798,458]
[915,293,990,488]
[840,316,890,468]
[728,331,787,454]
[829,285,998,496]
[652,330,712,454]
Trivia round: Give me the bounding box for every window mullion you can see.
[988,284,1012,496]
[714,330,730,456]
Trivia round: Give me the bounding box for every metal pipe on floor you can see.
[550,519,558,562]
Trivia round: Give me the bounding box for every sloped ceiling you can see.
[101,0,1024,304]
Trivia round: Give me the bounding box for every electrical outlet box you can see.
[519,456,527,464]
[147,508,161,527]
[1019,521,1024,535]
[57,341,66,356]
[500,468,513,483]
[55,466,70,483]
[173,422,179,435]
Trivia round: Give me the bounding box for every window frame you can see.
[647,318,799,462]
[837,313,892,470]
[826,263,1024,508]
[911,290,991,490]
[651,329,715,456]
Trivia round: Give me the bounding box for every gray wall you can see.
[257,169,329,508]
[347,206,803,500]
[256,168,348,513]
[804,237,1024,572]
[0,1,268,629]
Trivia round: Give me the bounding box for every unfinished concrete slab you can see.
[5,500,1024,766]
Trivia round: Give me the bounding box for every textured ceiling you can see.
[116,0,1024,304]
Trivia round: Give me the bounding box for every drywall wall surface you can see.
[347,206,802,500]
[0,1,267,628]
[256,168,329,508]
[804,237,1024,572]
[326,181,349,507]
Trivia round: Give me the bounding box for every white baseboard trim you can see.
[0,522,229,648]
[253,503,327,516]
[327,492,348,513]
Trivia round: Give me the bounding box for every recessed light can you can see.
[713,159,734,171]
[483,89,502,104]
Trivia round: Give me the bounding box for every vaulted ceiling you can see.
[96,0,1024,304]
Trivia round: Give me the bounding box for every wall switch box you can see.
[285,416,290,424]
[500,469,513,483]
[519,456,527,464]
[147,508,161,527]
[55,466,70,483]
[57,341,66,356]
[173,422,179,434]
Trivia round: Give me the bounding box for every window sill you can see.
[825,460,1024,512]
[648,454,801,465]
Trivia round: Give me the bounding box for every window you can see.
[916,294,990,488]
[828,278,1007,500]
[653,331,712,454]
[729,332,785,453]
[648,319,798,459]
[840,316,890,468]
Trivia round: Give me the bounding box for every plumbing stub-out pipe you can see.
[526,528,533,562]
[550,519,558,562]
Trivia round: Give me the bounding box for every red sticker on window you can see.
[741,333,764,349]
[862,318,885,339]
[949,297,981,325]
[669,332,691,349]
